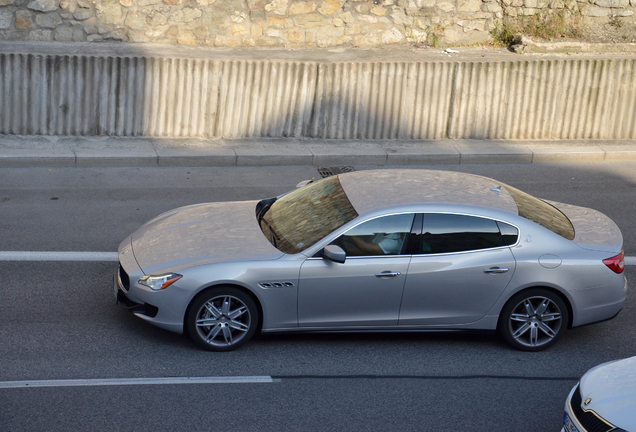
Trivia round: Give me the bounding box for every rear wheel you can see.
[186,287,259,351]
[499,288,568,351]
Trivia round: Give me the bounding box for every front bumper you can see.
[114,268,158,318]
[113,262,187,334]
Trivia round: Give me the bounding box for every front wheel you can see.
[186,287,259,351]
[499,288,569,351]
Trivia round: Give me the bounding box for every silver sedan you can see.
[114,169,627,351]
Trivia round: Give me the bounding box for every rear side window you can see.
[497,221,519,246]
[503,184,575,240]
[420,214,518,254]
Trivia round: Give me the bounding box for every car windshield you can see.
[259,176,359,254]
[503,184,575,240]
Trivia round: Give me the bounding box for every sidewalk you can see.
[1,135,636,167]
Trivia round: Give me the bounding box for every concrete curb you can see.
[2,136,636,167]
[510,35,636,54]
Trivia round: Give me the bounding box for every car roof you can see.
[337,169,520,215]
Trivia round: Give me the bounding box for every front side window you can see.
[259,176,358,254]
[333,214,415,257]
[420,214,518,254]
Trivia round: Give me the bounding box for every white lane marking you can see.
[0,376,274,389]
[0,251,118,262]
[0,251,636,265]
[1,251,635,266]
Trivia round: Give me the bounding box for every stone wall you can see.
[0,0,634,48]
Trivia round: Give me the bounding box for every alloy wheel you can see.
[508,295,563,349]
[194,294,253,349]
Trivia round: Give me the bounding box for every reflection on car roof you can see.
[338,169,519,215]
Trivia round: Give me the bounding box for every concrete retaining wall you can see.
[1,45,635,140]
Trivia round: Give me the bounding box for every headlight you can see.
[138,274,182,291]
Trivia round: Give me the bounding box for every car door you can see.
[298,213,416,327]
[399,213,518,326]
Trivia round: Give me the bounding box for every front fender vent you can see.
[258,281,295,289]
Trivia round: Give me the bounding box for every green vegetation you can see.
[427,24,445,48]
[608,15,623,29]
[491,11,584,46]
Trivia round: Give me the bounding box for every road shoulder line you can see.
[1,251,635,265]
[0,376,274,388]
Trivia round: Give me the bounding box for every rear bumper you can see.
[571,275,627,327]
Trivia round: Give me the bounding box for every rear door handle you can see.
[375,271,401,278]
[484,267,509,274]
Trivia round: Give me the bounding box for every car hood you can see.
[131,200,284,274]
[578,356,636,430]
[551,201,623,252]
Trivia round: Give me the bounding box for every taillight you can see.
[603,251,625,274]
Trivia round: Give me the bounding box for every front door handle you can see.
[375,271,401,278]
[484,267,509,274]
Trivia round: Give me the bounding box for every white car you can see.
[562,356,636,432]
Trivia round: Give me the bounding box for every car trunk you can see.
[550,201,623,253]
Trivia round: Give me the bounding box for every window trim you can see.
[309,211,521,259]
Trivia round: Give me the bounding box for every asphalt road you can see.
[1,163,635,431]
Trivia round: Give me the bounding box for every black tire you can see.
[186,286,259,352]
[499,288,569,352]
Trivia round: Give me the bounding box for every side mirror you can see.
[322,245,346,264]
